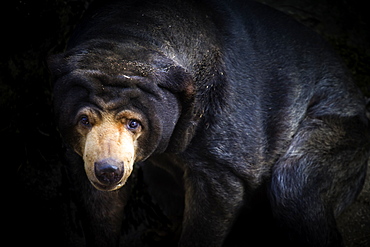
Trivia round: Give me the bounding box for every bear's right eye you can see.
[79,115,91,127]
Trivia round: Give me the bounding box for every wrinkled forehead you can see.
[75,54,155,78]
[54,69,161,118]
[57,40,172,77]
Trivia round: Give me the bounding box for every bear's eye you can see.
[79,115,91,127]
[127,119,141,130]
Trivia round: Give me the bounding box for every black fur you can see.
[49,0,370,246]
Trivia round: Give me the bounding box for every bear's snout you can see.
[79,112,140,191]
[94,158,124,187]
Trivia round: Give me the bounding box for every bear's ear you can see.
[155,65,200,153]
[158,66,199,153]
[47,53,68,79]
[156,65,194,99]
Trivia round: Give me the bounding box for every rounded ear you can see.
[156,65,194,99]
[48,52,77,79]
[47,53,67,78]
[47,53,65,78]
[153,65,199,153]
[160,54,228,153]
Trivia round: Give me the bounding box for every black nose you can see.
[94,158,124,186]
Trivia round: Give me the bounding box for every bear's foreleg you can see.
[179,165,245,247]
[269,115,369,247]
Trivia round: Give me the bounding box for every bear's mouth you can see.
[90,180,125,191]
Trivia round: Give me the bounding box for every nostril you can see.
[98,165,118,181]
[94,159,124,186]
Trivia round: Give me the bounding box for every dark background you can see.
[5,0,369,246]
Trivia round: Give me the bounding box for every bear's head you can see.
[49,41,194,191]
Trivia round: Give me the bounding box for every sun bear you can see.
[48,0,370,246]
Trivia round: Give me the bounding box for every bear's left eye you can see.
[79,115,91,127]
[127,119,141,130]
